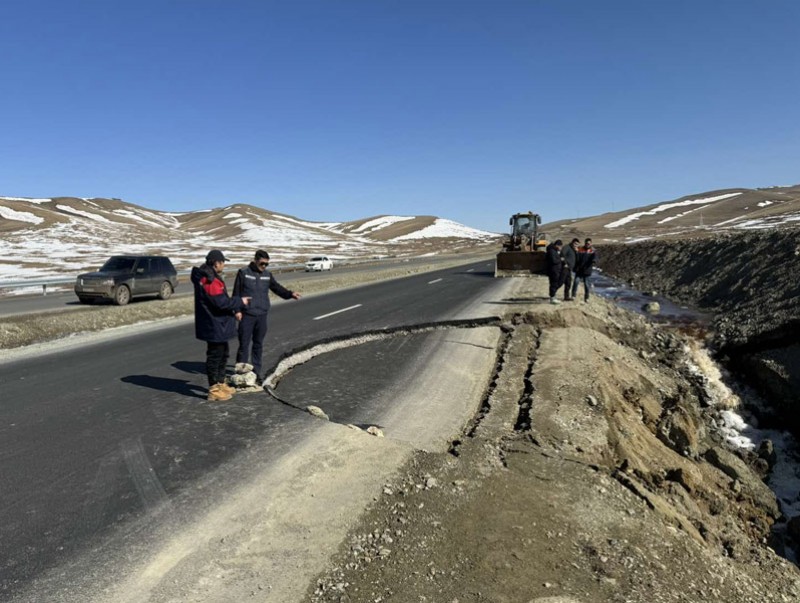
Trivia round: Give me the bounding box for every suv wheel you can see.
[158,281,173,300]
[114,285,131,306]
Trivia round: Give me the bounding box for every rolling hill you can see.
[0,197,500,282]
[543,185,800,243]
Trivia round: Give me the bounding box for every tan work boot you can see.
[207,384,232,402]
[219,382,237,395]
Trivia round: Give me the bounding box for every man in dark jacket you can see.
[191,250,251,402]
[233,249,301,385]
[545,239,566,305]
[561,238,580,301]
[572,238,598,302]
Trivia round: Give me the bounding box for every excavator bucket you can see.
[494,250,547,277]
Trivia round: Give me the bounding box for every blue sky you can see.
[2,1,799,232]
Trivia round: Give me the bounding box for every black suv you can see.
[74,255,178,305]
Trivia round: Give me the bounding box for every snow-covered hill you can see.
[543,185,800,244]
[0,197,499,282]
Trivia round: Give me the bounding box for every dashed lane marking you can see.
[313,304,362,320]
[428,278,443,284]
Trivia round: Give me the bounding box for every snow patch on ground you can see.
[392,218,497,241]
[605,193,743,229]
[0,206,44,224]
[56,205,113,223]
[353,216,415,233]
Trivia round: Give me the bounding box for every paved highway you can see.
[0,258,512,599]
[0,256,474,318]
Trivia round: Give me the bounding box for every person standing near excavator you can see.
[572,238,598,302]
[545,239,566,305]
[561,238,580,301]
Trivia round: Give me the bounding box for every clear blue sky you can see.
[2,1,799,232]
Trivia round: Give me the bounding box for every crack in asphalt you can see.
[262,316,504,420]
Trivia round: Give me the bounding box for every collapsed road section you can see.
[310,286,800,602]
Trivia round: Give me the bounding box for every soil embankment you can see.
[600,228,800,435]
[310,278,799,603]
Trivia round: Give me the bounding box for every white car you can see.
[305,256,333,272]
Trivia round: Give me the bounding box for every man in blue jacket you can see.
[192,250,251,402]
[233,249,301,386]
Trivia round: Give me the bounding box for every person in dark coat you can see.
[233,249,301,385]
[545,239,566,305]
[191,250,251,401]
[561,238,580,301]
[572,237,598,302]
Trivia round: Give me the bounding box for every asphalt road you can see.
[0,256,474,318]
[0,259,502,598]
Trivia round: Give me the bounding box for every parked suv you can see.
[74,255,178,305]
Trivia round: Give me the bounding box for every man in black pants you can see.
[233,250,301,386]
[561,238,580,301]
[191,250,251,401]
[545,239,566,305]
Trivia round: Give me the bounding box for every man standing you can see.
[233,250,301,386]
[191,250,251,402]
[545,239,566,305]
[573,237,598,302]
[561,238,580,301]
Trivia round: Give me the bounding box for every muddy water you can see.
[592,271,712,332]
[595,271,800,559]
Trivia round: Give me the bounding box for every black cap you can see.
[206,250,229,263]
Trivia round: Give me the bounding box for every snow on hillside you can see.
[0,198,496,284]
[0,206,44,224]
[353,216,415,233]
[604,193,742,229]
[392,218,497,241]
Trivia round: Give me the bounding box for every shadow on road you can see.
[171,360,206,375]
[121,375,206,399]
[456,270,495,277]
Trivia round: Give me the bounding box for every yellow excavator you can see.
[494,212,549,277]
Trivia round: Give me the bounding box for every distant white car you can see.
[305,256,333,272]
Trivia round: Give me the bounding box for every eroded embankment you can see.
[310,299,800,603]
[600,228,800,435]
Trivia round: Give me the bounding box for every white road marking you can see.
[313,304,362,320]
[466,268,474,272]
[428,278,443,284]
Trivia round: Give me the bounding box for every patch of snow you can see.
[731,213,800,230]
[224,213,243,219]
[605,193,743,229]
[392,219,498,241]
[0,206,44,225]
[56,205,113,223]
[112,209,178,229]
[353,216,415,233]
